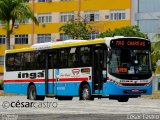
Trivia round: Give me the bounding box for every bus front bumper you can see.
[102,81,152,96]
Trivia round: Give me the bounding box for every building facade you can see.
[0,0,131,77]
[132,0,160,42]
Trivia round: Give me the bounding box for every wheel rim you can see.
[82,88,89,100]
[29,86,36,100]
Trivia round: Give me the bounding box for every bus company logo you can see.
[72,69,80,75]
[18,71,45,79]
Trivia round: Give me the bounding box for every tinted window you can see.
[48,50,57,69]
[14,53,24,71]
[6,50,46,71]
[6,54,15,71]
[79,46,91,67]
[68,47,77,68]
[35,51,46,70]
[58,48,70,68]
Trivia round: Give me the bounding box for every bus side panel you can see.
[4,70,46,96]
[56,82,80,96]
[4,82,46,96]
[55,82,92,96]
[102,81,152,96]
[54,68,92,96]
[4,71,29,95]
[4,83,28,95]
[35,83,45,96]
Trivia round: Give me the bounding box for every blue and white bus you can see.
[4,37,152,102]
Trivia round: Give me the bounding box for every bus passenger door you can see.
[92,45,107,94]
[45,51,57,96]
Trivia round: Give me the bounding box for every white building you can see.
[132,0,160,42]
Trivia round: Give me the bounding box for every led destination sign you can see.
[110,38,151,49]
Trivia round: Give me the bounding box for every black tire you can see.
[117,97,129,102]
[28,84,45,100]
[79,84,94,100]
[57,96,73,100]
[36,96,45,100]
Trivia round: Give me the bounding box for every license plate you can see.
[131,89,140,93]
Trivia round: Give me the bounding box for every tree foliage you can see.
[0,0,38,50]
[98,25,148,38]
[59,19,92,40]
[151,41,160,71]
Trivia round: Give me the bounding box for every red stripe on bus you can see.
[4,79,45,83]
[4,77,89,83]
[59,78,88,81]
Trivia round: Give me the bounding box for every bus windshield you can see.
[109,48,152,79]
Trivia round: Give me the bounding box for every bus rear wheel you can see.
[28,84,45,100]
[79,84,94,100]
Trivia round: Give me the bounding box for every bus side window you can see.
[53,52,57,68]
[80,46,91,67]
[6,54,15,71]
[59,49,69,68]
[36,51,45,70]
[14,53,24,71]
[29,51,36,70]
[103,48,107,69]
[22,51,36,70]
[68,47,77,68]
[23,52,32,70]
[48,50,57,69]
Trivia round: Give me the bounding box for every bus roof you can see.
[6,39,105,53]
[5,36,150,54]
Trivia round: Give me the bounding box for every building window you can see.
[60,33,72,40]
[0,35,5,44]
[110,10,126,20]
[88,32,99,40]
[15,35,28,44]
[15,19,29,24]
[60,12,74,22]
[84,11,99,22]
[37,13,52,23]
[37,34,51,43]
[0,56,4,65]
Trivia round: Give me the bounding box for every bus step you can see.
[46,94,56,97]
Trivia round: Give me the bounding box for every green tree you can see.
[151,41,160,71]
[98,25,148,38]
[0,0,38,50]
[59,19,92,40]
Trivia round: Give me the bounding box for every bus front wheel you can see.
[57,96,73,100]
[117,97,129,102]
[79,84,94,100]
[28,84,45,100]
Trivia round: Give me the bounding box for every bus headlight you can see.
[110,79,122,86]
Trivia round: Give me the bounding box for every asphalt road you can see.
[0,96,159,120]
